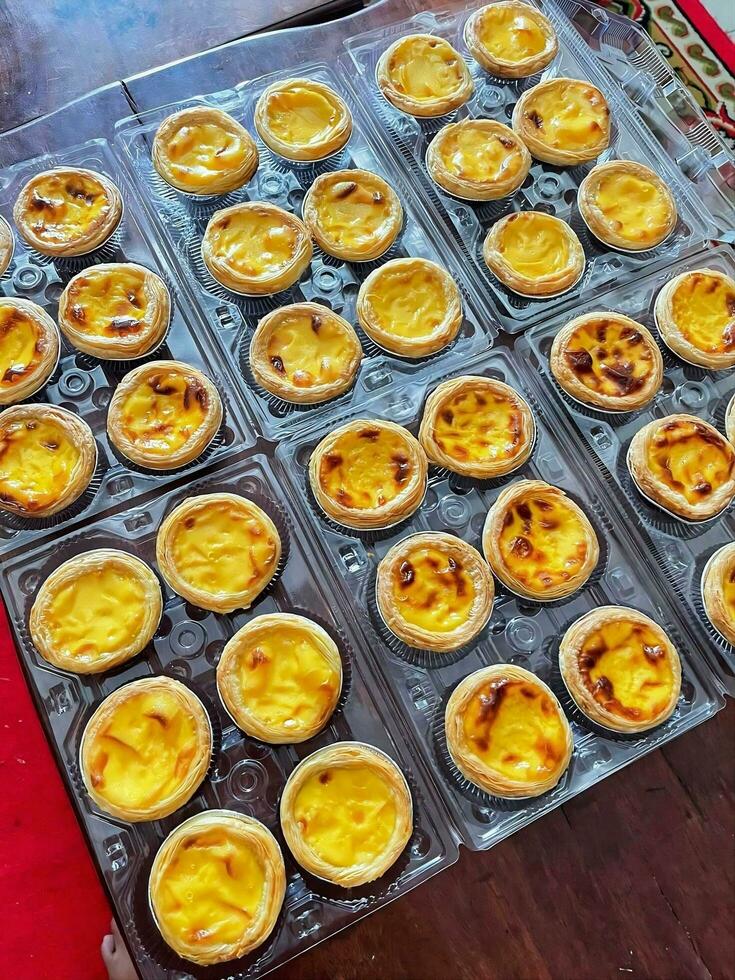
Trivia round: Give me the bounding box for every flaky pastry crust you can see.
[654,268,735,370]
[426,119,531,201]
[254,77,352,162]
[376,33,473,117]
[0,298,60,405]
[702,543,735,645]
[464,2,558,78]
[512,77,610,165]
[726,394,735,446]
[0,215,14,276]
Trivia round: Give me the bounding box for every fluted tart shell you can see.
[0,215,14,276]
[0,297,60,405]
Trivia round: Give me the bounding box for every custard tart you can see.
[727,394,735,446]
[202,201,312,296]
[217,613,342,743]
[483,211,585,297]
[702,543,735,645]
[152,106,258,195]
[654,268,735,370]
[149,810,286,966]
[0,404,96,518]
[0,298,60,405]
[302,169,402,263]
[30,549,162,673]
[107,360,222,470]
[559,606,682,733]
[426,119,531,202]
[550,312,663,412]
[280,741,413,887]
[445,664,573,798]
[249,301,361,403]
[512,77,611,165]
[627,414,735,521]
[356,257,461,357]
[13,167,122,257]
[482,479,599,600]
[80,676,211,820]
[0,215,14,276]
[255,77,352,162]
[464,1,558,78]
[419,375,535,478]
[376,33,473,118]
[156,493,281,613]
[58,262,170,360]
[376,531,494,652]
[309,419,427,530]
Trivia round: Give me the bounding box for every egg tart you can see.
[356,257,461,357]
[255,77,352,162]
[202,201,312,296]
[217,613,342,743]
[0,215,14,276]
[0,298,60,405]
[550,312,663,412]
[446,664,573,798]
[559,606,682,733]
[726,394,735,445]
[58,263,170,360]
[149,810,286,966]
[280,741,413,887]
[654,268,735,370]
[376,532,494,652]
[483,479,599,600]
[107,360,222,470]
[0,404,96,518]
[152,106,258,196]
[483,211,585,297]
[376,33,473,118]
[512,77,610,166]
[426,119,531,202]
[419,375,535,478]
[464,1,558,78]
[156,493,281,613]
[702,543,735,645]
[249,302,361,403]
[13,167,122,257]
[309,419,427,531]
[30,549,162,673]
[302,169,402,263]
[80,676,211,820]
[627,414,735,521]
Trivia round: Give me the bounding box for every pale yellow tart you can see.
[0,298,59,405]
[426,119,531,202]
[156,493,281,613]
[152,106,258,195]
[559,607,681,732]
[483,211,585,297]
[29,549,162,673]
[654,268,735,370]
[627,414,735,521]
[249,302,362,404]
[702,543,735,645]
[217,613,342,743]
[356,257,462,357]
[309,419,428,530]
[202,201,312,296]
[255,77,352,162]
[376,33,473,117]
[419,375,535,478]
[280,742,413,887]
[446,664,573,798]
[149,811,286,966]
[512,77,611,165]
[13,167,122,256]
[464,2,558,78]
[80,676,211,820]
[0,215,14,276]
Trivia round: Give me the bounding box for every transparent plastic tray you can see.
[342,1,714,333]
[0,138,253,558]
[114,63,493,437]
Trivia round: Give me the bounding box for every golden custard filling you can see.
[523,81,608,150]
[475,6,547,60]
[155,827,266,949]
[671,273,735,355]
[390,543,475,633]
[266,309,355,387]
[498,213,570,278]
[318,426,415,511]
[207,209,299,277]
[163,122,250,191]
[262,84,344,151]
[461,678,568,784]
[432,387,527,466]
[310,176,394,249]
[0,306,48,391]
[0,417,82,512]
[436,124,526,184]
[21,171,111,246]
[65,266,149,340]
[293,764,397,868]
[117,371,210,457]
[646,418,734,505]
[593,172,672,246]
[386,35,467,104]
[362,264,449,340]
[563,319,656,397]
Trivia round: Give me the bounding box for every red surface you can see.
[676,0,735,70]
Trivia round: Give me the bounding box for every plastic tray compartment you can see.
[342,1,712,334]
[0,453,457,980]
[274,347,724,850]
[0,137,254,559]
[518,242,735,691]
[114,62,492,438]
